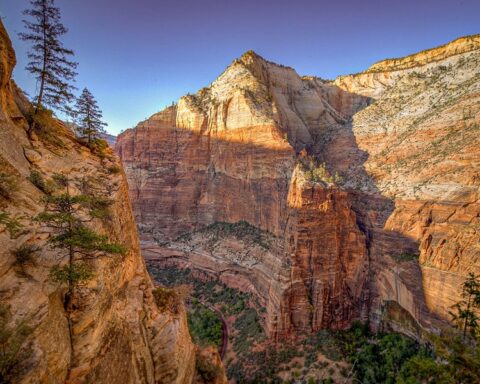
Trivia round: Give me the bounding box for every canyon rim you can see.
[1,0,480,382]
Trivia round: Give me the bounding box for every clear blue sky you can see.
[2,0,479,135]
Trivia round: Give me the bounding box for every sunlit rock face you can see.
[0,21,195,384]
[117,35,480,336]
[333,34,480,325]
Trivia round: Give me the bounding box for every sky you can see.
[1,0,479,135]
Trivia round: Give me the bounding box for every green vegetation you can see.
[449,272,480,339]
[28,170,54,194]
[232,308,264,355]
[50,263,94,285]
[0,212,23,238]
[12,244,39,269]
[0,305,32,383]
[35,176,126,346]
[392,252,419,263]
[148,266,480,383]
[300,157,342,185]
[177,220,273,250]
[74,88,107,145]
[20,0,77,136]
[106,164,121,174]
[148,266,251,316]
[188,302,222,347]
[86,138,110,159]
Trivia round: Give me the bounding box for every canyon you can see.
[0,21,214,384]
[116,35,480,339]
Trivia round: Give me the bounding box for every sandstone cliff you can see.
[117,35,480,337]
[117,49,374,337]
[0,21,196,384]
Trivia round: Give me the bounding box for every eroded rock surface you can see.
[0,21,195,384]
[117,36,480,337]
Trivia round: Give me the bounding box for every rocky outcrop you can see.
[117,35,480,337]
[0,21,195,384]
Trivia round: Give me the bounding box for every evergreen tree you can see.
[35,175,126,355]
[19,0,77,132]
[450,272,480,339]
[74,88,107,144]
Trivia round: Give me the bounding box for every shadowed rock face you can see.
[0,21,196,384]
[117,36,480,337]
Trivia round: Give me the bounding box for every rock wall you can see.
[0,21,195,384]
[117,34,480,336]
[116,52,371,337]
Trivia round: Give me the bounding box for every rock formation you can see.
[117,34,480,338]
[0,21,196,384]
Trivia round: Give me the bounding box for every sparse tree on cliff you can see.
[449,272,480,339]
[74,88,107,144]
[19,0,77,133]
[35,175,126,352]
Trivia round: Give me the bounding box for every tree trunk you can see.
[29,5,48,137]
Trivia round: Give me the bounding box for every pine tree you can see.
[19,0,77,133]
[74,88,107,144]
[450,273,480,339]
[35,175,126,358]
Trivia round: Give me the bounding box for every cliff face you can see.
[332,35,480,324]
[117,35,480,336]
[0,21,195,384]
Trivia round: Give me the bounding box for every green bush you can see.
[28,170,54,194]
[392,252,419,262]
[12,244,39,266]
[188,305,222,347]
[0,212,23,238]
[87,138,110,158]
[52,173,69,188]
[106,165,121,174]
[50,263,94,285]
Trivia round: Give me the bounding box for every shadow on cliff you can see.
[305,85,434,329]
[116,88,434,333]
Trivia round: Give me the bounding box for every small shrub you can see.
[12,244,39,266]
[392,252,419,262]
[0,212,23,238]
[87,138,109,158]
[52,173,69,188]
[153,287,181,314]
[82,195,113,220]
[28,170,53,194]
[106,165,121,174]
[300,156,340,185]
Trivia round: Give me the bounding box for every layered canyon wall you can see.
[117,36,480,337]
[0,21,197,384]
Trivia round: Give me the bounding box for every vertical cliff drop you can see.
[0,21,197,384]
[117,36,480,338]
